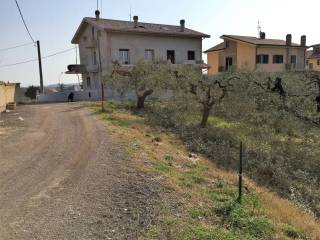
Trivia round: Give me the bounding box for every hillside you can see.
[88,101,320,240]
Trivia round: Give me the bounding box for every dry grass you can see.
[88,102,320,239]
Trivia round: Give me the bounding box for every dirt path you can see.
[0,103,161,239]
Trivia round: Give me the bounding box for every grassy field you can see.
[88,101,320,240]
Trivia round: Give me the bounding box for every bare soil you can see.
[0,103,161,240]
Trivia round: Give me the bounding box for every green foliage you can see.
[106,60,173,108]
[211,186,274,239]
[284,225,306,239]
[131,70,320,217]
[155,161,171,173]
[105,66,320,218]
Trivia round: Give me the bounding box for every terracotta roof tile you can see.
[222,34,305,47]
[204,42,225,53]
[85,17,210,38]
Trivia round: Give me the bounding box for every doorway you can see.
[225,57,233,71]
[167,50,175,64]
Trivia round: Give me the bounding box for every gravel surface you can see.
[0,103,161,239]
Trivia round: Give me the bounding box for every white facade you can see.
[77,24,204,90]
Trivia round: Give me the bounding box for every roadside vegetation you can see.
[88,100,319,239]
[89,63,320,238]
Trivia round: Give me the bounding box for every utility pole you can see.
[97,30,105,112]
[36,40,44,94]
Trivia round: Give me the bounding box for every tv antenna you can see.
[257,21,262,37]
[129,5,132,21]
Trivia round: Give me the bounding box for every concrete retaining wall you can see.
[36,89,172,103]
[36,89,136,103]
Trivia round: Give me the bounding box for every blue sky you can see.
[1,0,320,87]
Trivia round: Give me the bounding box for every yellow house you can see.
[0,82,18,112]
[205,33,308,75]
[306,44,320,72]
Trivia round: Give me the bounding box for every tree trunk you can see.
[200,105,211,128]
[137,96,147,109]
[136,90,153,109]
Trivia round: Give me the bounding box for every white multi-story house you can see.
[68,11,210,90]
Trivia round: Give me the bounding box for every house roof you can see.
[307,44,320,59]
[222,35,306,47]
[203,42,225,53]
[72,17,210,43]
[306,50,320,59]
[205,34,307,53]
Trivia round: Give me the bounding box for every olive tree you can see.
[172,66,237,128]
[245,71,320,124]
[108,60,173,109]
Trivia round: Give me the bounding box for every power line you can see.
[14,0,35,43]
[0,42,35,52]
[0,47,76,68]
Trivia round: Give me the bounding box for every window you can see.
[225,40,230,48]
[145,49,154,61]
[306,60,309,65]
[119,49,130,64]
[290,55,297,64]
[86,77,91,88]
[273,55,284,64]
[167,50,175,64]
[188,51,195,60]
[256,54,269,64]
[93,51,97,65]
[225,57,233,70]
[317,59,320,65]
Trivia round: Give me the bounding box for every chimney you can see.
[180,19,185,32]
[95,10,100,20]
[133,16,138,28]
[301,35,306,47]
[260,32,266,39]
[286,34,292,46]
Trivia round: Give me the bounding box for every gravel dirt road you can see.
[0,103,161,240]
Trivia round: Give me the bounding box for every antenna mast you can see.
[100,0,103,16]
[257,21,262,37]
[129,5,132,21]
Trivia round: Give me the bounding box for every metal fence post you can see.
[238,141,243,203]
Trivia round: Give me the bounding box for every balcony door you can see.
[167,50,175,64]
[225,57,233,71]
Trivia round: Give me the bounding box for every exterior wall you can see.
[288,47,305,70]
[307,58,320,71]
[107,32,202,66]
[77,24,203,90]
[256,46,287,72]
[206,40,306,74]
[220,40,237,69]
[236,42,256,70]
[256,46,305,72]
[207,51,220,75]
[0,84,16,112]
